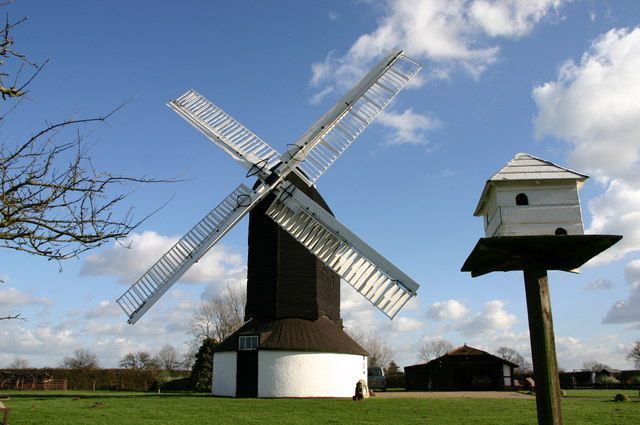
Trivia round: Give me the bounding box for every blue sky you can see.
[2,0,640,371]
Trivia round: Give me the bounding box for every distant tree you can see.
[155,345,181,371]
[385,361,402,376]
[626,340,640,369]
[181,345,198,370]
[346,329,393,368]
[495,346,532,372]
[187,285,246,347]
[119,351,159,369]
[8,357,30,369]
[418,337,453,362]
[191,337,218,392]
[59,349,99,369]
[582,360,609,372]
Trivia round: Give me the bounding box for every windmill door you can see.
[236,336,259,397]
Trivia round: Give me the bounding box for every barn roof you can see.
[405,344,519,369]
[474,153,588,216]
[213,316,368,356]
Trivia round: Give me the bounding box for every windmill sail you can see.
[116,184,259,324]
[266,183,419,318]
[169,90,280,177]
[281,50,422,185]
[119,49,423,325]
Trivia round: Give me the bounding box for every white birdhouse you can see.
[474,153,588,238]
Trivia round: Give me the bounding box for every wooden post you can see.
[524,266,563,425]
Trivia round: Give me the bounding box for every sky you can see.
[1,0,640,372]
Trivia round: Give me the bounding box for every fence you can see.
[5,377,68,391]
[0,369,190,392]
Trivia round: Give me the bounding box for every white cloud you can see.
[391,316,425,333]
[470,0,565,38]
[583,278,614,292]
[84,300,123,319]
[81,230,244,284]
[426,299,470,321]
[328,9,339,22]
[554,334,631,370]
[427,299,517,335]
[534,27,640,186]
[0,287,53,308]
[602,259,640,326]
[310,0,566,150]
[0,322,76,358]
[585,181,640,264]
[311,0,567,92]
[377,109,441,146]
[309,86,334,105]
[533,27,640,264]
[457,300,518,335]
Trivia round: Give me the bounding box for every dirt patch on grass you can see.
[374,391,535,399]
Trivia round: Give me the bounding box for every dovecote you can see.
[474,153,588,237]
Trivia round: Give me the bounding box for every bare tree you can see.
[187,284,246,345]
[0,6,171,262]
[418,337,453,362]
[59,348,99,369]
[119,351,158,369]
[8,356,30,369]
[346,329,393,368]
[581,360,609,372]
[495,346,532,372]
[181,345,198,370]
[0,11,45,100]
[155,344,181,371]
[627,340,640,369]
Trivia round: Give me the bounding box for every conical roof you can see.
[474,153,588,216]
[488,153,587,182]
[213,316,368,355]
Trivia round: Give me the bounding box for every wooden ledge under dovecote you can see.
[461,235,622,277]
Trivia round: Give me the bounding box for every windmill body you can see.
[116,50,422,397]
[213,174,367,397]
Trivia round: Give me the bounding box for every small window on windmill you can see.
[515,193,529,206]
[238,335,259,350]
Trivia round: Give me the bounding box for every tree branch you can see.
[0,313,25,321]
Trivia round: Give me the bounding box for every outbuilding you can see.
[405,345,518,391]
[474,153,588,237]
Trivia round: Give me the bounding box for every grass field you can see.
[0,390,638,425]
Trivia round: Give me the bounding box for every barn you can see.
[405,345,518,391]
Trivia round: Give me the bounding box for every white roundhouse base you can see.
[212,350,367,398]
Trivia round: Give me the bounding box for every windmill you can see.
[116,50,422,397]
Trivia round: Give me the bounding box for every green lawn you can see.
[1,391,638,425]
[563,388,639,399]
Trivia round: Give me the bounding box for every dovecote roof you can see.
[474,153,588,216]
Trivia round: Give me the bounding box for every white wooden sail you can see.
[116,184,260,324]
[266,183,419,318]
[280,50,422,185]
[169,90,280,177]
